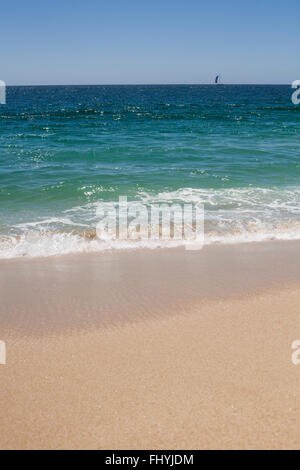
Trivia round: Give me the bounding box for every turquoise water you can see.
[0,85,300,257]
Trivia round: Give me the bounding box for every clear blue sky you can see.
[1,0,298,85]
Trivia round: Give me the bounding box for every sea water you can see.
[0,84,299,257]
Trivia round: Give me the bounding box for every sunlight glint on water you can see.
[0,85,299,258]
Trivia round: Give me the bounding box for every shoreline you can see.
[0,240,300,449]
[2,239,300,334]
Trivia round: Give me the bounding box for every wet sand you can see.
[0,242,300,449]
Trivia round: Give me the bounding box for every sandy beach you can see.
[0,241,300,449]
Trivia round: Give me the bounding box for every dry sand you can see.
[0,242,300,449]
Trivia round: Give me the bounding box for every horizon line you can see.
[5,83,292,87]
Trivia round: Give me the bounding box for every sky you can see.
[0,0,299,85]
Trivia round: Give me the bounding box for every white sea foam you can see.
[1,187,300,258]
[0,231,192,259]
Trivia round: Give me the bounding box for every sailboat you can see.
[215,74,221,84]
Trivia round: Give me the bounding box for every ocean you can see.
[0,84,299,258]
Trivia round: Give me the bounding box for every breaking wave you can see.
[1,186,300,258]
